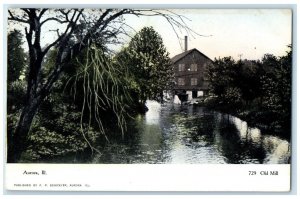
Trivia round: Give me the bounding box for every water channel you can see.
[92,100,290,164]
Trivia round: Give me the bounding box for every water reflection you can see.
[93,100,290,164]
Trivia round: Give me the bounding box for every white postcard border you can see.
[1,0,299,197]
[5,164,290,192]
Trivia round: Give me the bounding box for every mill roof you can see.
[171,48,212,64]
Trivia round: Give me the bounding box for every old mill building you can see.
[171,36,213,101]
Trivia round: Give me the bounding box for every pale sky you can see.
[9,9,292,61]
[122,9,292,60]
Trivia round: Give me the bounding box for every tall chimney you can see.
[184,36,188,52]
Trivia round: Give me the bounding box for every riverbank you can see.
[195,97,291,141]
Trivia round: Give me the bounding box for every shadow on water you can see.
[84,100,290,164]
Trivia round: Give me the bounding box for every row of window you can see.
[178,78,198,86]
[178,63,198,72]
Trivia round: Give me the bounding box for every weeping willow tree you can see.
[66,44,133,153]
[16,45,133,161]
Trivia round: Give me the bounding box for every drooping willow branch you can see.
[67,44,132,154]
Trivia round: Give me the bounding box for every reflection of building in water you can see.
[171,36,213,102]
[145,101,161,125]
[138,101,164,163]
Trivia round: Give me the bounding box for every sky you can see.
[8,9,292,61]
[122,9,292,60]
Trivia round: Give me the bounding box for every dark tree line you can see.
[206,46,292,138]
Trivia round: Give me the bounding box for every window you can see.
[178,78,185,85]
[190,64,197,71]
[178,64,185,71]
[191,78,197,86]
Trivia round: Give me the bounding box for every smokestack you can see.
[184,36,188,52]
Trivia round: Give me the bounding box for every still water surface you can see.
[93,101,290,164]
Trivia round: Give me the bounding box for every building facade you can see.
[171,48,212,100]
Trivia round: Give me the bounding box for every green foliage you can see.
[28,127,86,157]
[68,45,133,141]
[206,57,243,112]
[7,111,21,136]
[22,120,100,161]
[25,45,132,160]
[115,26,173,103]
[7,29,27,82]
[207,56,236,98]
[21,93,101,161]
[7,80,26,114]
[224,87,242,107]
[236,60,262,104]
[13,42,138,161]
[206,46,292,135]
[42,49,59,81]
[260,46,292,129]
[7,30,27,114]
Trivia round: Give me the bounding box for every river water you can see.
[92,100,290,164]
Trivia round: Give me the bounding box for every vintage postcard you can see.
[5,6,292,192]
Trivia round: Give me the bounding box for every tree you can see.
[207,57,235,97]
[260,46,292,129]
[115,26,173,104]
[206,57,249,113]
[7,30,27,114]
[7,30,27,82]
[7,8,192,162]
[206,48,292,136]
[234,60,262,107]
[20,45,132,161]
